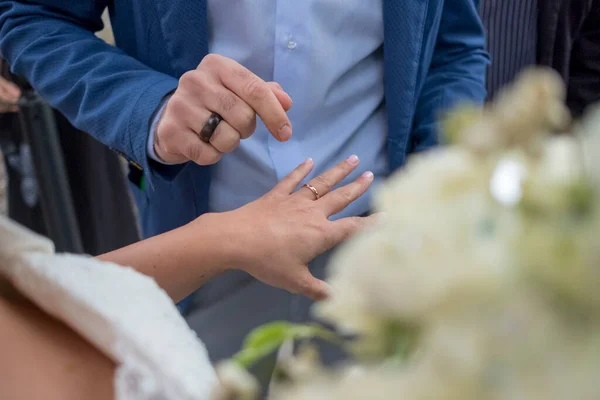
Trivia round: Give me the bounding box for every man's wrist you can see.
[147,93,174,164]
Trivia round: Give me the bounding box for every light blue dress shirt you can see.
[149,0,388,219]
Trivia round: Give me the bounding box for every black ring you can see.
[199,112,223,143]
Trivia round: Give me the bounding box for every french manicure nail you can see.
[304,157,314,165]
[362,171,374,180]
[348,155,359,165]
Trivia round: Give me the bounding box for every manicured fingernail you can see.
[279,124,292,141]
[362,171,374,180]
[304,157,313,166]
[347,155,359,165]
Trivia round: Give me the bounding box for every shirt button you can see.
[286,40,297,50]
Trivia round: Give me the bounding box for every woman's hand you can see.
[193,156,378,301]
[99,156,377,304]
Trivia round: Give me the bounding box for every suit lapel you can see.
[383,0,429,163]
[154,0,209,78]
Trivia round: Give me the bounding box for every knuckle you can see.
[205,150,223,165]
[189,144,222,165]
[200,53,222,69]
[238,108,257,138]
[229,136,242,152]
[232,66,252,80]
[312,175,333,191]
[215,133,240,153]
[179,70,208,90]
[167,95,187,115]
[178,71,196,87]
[267,81,283,91]
[216,90,237,113]
[243,78,268,102]
[335,188,355,202]
[160,142,178,157]
[187,144,204,163]
[157,119,178,141]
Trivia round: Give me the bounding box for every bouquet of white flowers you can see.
[213,67,600,400]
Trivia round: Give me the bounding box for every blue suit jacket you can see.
[0,0,488,238]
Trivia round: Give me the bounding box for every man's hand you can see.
[154,54,293,165]
[0,77,20,113]
[195,156,379,301]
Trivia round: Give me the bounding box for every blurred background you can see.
[0,10,140,255]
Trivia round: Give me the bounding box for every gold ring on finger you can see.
[302,183,320,200]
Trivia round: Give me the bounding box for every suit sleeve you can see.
[410,0,489,152]
[0,1,179,184]
[566,0,600,118]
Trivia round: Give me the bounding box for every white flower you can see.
[315,147,519,360]
[269,69,600,400]
[577,103,600,191]
[492,68,570,140]
[212,361,259,400]
[453,67,571,157]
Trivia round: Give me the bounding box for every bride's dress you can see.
[0,215,217,399]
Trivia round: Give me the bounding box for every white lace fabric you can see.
[0,216,217,399]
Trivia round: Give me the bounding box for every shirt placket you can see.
[268,0,311,181]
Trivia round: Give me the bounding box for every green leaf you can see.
[566,180,594,219]
[242,321,292,351]
[232,321,340,369]
[385,322,419,362]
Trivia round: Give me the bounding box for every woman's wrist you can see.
[97,212,244,302]
[184,211,252,273]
